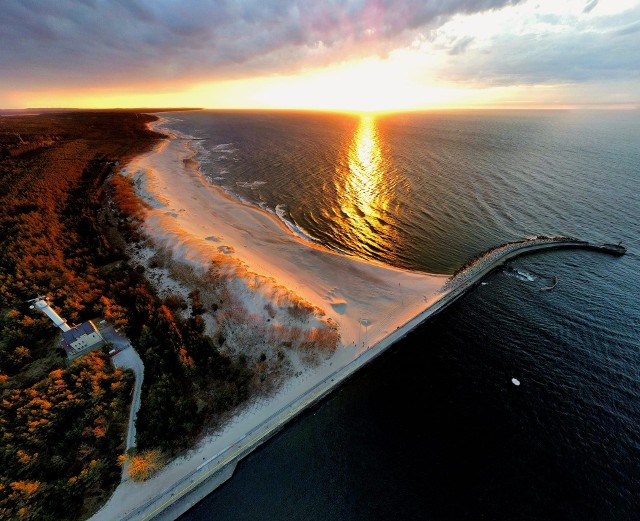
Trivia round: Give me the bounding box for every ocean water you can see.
[160,110,640,520]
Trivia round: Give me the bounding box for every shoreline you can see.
[91,115,625,521]
[124,116,449,350]
[90,116,448,521]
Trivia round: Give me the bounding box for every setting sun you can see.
[247,58,421,112]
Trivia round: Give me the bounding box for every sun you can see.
[193,53,488,113]
[173,54,457,113]
[251,58,419,113]
[308,59,407,113]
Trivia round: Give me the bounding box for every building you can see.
[33,297,71,332]
[61,321,105,356]
[30,297,106,358]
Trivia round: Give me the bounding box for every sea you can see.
[158,109,639,520]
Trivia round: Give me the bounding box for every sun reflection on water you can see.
[336,114,397,252]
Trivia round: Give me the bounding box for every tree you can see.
[125,449,165,482]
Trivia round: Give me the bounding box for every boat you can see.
[600,242,626,256]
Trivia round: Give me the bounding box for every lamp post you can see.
[360,317,370,347]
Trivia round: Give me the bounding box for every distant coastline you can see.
[0,107,202,116]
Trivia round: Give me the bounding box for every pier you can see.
[435,236,625,313]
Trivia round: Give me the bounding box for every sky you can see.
[2,0,639,111]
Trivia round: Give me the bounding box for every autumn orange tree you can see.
[0,352,132,519]
[0,112,159,520]
[125,449,165,482]
[1,111,257,519]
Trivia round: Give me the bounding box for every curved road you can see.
[114,347,144,452]
[112,236,625,521]
[102,325,145,453]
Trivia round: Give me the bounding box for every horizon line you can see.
[1,103,638,115]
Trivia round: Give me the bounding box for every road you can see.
[103,325,145,452]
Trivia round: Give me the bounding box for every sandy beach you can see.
[90,118,448,520]
[132,120,447,348]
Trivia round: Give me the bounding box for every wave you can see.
[198,142,238,163]
[211,143,236,153]
[274,204,323,246]
[237,181,267,190]
[504,267,537,282]
[153,117,197,141]
[191,140,213,165]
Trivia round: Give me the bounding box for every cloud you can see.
[448,35,475,55]
[0,0,523,90]
[583,0,598,14]
[434,3,640,87]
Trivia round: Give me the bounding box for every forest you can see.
[0,112,254,520]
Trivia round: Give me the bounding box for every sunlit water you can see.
[158,110,640,520]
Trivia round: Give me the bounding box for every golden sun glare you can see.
[253,59,417,113]
[335,114,397,248]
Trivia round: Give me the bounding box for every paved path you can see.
[103,326,145,452]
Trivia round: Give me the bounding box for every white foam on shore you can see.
[273,204,323,246]
[90,117,448,521]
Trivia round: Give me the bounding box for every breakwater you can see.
[440,236,625,299]
[123,236,625,521]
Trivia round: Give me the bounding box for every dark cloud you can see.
[1,0,523,90]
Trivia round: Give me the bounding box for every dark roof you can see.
[62,321,99,343]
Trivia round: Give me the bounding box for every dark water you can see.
[160,110,640,520]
